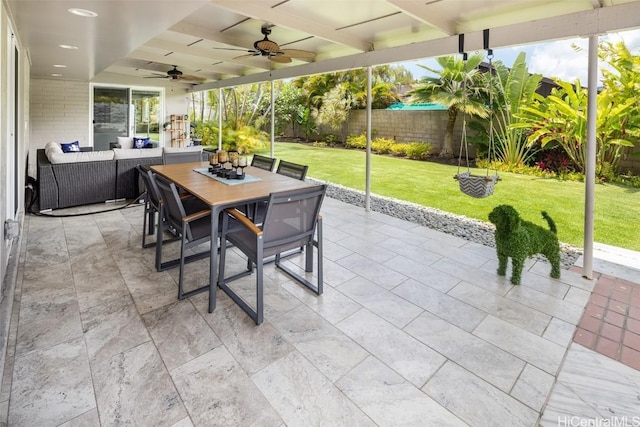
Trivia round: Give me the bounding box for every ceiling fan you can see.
[216,25,316,63]
[144,65,205,83]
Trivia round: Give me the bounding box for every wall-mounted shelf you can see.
[168,114,189,147]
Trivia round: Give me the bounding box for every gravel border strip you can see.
[309,178,583,270]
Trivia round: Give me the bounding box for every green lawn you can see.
[259,142,640,251]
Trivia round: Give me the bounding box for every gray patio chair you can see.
[153,174,213,299]
[250,154,276,171]
[275,160,308,180]
[137,164,170,249]
[163,150,204,164]
[218,184,326,324]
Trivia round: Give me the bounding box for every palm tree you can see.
[408,54,487,158]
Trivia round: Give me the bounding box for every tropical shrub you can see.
[200,123,267,154]
[345,133,367,149]
[371,138,394,154]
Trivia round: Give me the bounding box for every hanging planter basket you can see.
[455,172,499,198]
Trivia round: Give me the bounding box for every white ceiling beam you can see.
[143,38,270,71]
[209,0,373,52]
[193,1,640,91]
[386,0,457,34]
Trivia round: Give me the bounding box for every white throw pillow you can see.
[116,136,134,149]
[163,146,203,153]
[45,142,63,159]
[49,151,115,164]
[112,147,163,159]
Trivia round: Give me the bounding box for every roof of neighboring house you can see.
[386,102,447,111]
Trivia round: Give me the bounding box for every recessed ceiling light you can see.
[51,74,63,77]
[68,8,98,17]
[53,64,67,68]
[59,44,79,50]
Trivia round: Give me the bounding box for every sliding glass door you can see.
[92,86,162,151]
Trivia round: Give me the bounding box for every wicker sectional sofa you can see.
[36,145,207,211]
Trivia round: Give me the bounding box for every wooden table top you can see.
[151,162,314,208]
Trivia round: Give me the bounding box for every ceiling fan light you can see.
[255,39,279,53]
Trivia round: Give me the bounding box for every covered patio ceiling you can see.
[7,0,640,90]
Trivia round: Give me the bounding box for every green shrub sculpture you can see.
[488,204,561,285]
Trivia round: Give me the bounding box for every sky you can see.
[401,28,640,86]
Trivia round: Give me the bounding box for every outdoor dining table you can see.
[150,161,314,313]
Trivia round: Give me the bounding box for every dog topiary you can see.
[488,204,561,285]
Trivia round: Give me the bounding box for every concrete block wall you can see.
[29,79,90,176]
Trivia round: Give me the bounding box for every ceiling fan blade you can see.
[280,49,316,59]
[143,76,169,79]
[269,55,292,64]
[180,74,206,83]
[233,52,261,60]
[213,47,252,52]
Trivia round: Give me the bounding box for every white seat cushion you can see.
[113,147,163,159]
[48,150,115,164]
[116,136,134,149]
[163,146,203,153]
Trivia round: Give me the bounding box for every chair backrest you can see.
[251,154,276,171]
[262,185,326,254]
[136,164,161,209]
[163,151,203,165]
[276,160,308,180]
[153,174,190,238]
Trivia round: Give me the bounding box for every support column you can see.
[365,66,372,212]
[218,88,223,151]
[583,34,598,279]
[270,79,275,158]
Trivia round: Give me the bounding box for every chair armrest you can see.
[183,209,210,223]
[225,208,262,235]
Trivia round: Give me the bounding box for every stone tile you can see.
[335,235,398,263]
[322,239,355,262]
[271,305,369,383]
[543,317,577,347]
[473,315,566,375]
[336,356,466,426]
[58,408,100,427]
[422,239,491,268]
[338,309,446,387]
[385,255,460,293]
[281,281,362,324]
[543,343,640,420]
[539,383,601,426]
[506,284,585,325]
[404,311,524,392]
[214,271,302,321]
[92,341,187,426]
[81,294,151,363]
[393,279,486,332]
[251,351,374,426]
[424,361,538,427]
[448,281,552,335]
[564,286,592,307]
[510,364,555,412]
[432,257,513,295]
[337,253,407,290]
[124,272,182,315]
[142,300,221,371]
[0,399,7,426]
[171,346,282,426]
[336,221,389,244]
[15,289,83,357]
[377,236,442,265]
[9,337,95,427]
[339,276,423,328]
[202,303,295,375]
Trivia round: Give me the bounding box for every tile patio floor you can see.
[1,197,639,426]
